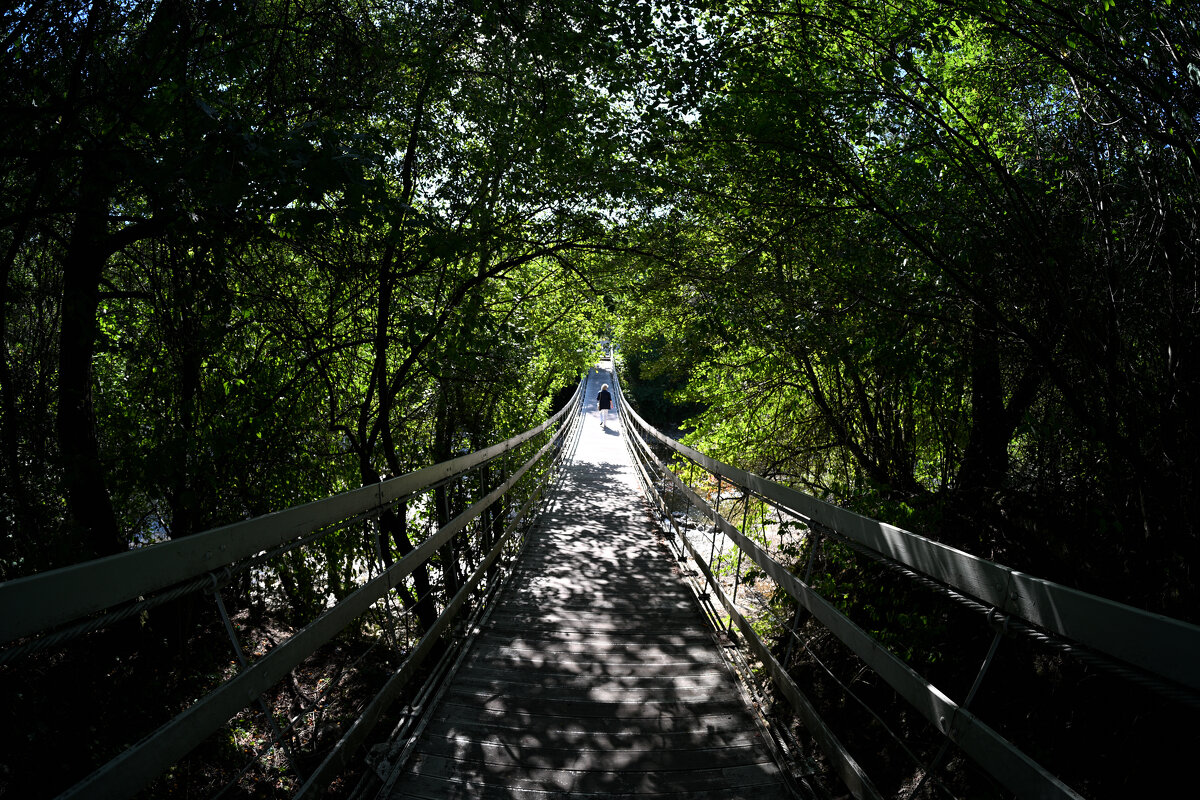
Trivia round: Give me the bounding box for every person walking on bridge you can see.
[597,383,613,428]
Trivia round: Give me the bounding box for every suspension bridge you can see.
[1,359,1197,799]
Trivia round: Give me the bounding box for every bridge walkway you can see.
[377,362,792,799]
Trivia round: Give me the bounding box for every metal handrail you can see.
[2,378,583,799]
[615,404,883,799]
[296,450,575,799]
[0,380,582,644]
[614,382,1200,694]
[611,366,1200,800]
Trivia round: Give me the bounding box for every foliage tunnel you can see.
[1,0,1198,796]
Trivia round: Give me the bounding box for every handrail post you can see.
[709,475,724,578]
[210,573,304,784]
[783,531,822,668]
[908,613,1007,799]
[728,489,752,634]
[435,484,459,602]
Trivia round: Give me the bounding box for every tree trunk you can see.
[380,503,438,633]
[57,157,124,560]
[956,312,1010,494]
[433,388,461,598]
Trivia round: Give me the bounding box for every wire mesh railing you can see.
[0,379,583,798]
[611,365,1200,800]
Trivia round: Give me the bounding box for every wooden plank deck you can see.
[378,363,793,799]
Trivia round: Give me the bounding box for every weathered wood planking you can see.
[379,365,793,799]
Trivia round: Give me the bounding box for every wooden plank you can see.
[447,678,731,704]
[416,737,777,771]
[421,719,766,750]
[453,666,732,692]
[484,608,709,628]
[462,652,726,673]
[458,654,727,680]
[481,619,712,637]
[394,773,793,800]
[468,635,726,661]
[472,627,716,646]
[502,590,697,606]
[494,597,701,614]
[403,754,783,793]
[432,702,759,737]
[504,582,696,599]
[440,691,748,720]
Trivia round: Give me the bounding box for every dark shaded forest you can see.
[617,0,1200,623]
[2,0,1198,796]
[1,0,640,578]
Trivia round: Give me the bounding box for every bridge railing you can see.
[0,379,584,798]
[612,367,1200,800]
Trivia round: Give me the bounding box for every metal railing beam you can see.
[619,396,1200,693]
[0,383,580,644]
[43,380,583,799]
[611,368,1110,800]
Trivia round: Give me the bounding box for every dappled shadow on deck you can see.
[380,367,790,799]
